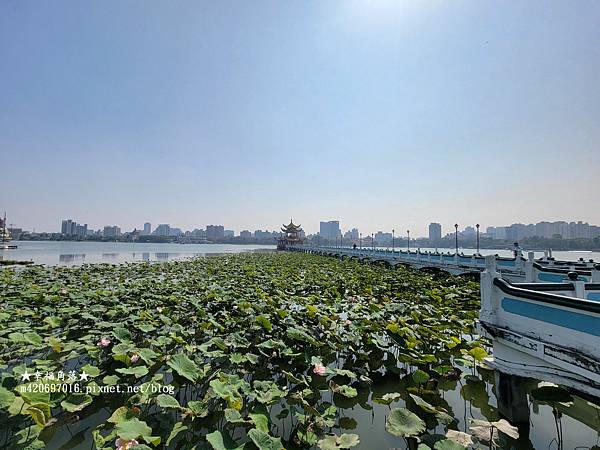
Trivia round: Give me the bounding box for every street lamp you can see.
[476,224,480,255]
[454,224,459,255]
[392,229,395,253]
[371,233,374,251]
[407,230,410,252]
[360,233,362,249]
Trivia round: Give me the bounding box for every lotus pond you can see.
[0,253,599,450]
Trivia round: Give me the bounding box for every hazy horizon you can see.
[2,1,599,236]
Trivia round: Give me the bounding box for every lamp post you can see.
[360,233,362,249]
[371,233,374,251]
[392,229,395,253]
[407,230,410,252]
[476,224,480,255]
[454,224,459,255]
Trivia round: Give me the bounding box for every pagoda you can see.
[277,219,304,250]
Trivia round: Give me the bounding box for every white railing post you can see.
[593,265,600,283]
[525,252,535,282]
[480,255,499,323]
[515,250,524,272]
[574,279,586,299]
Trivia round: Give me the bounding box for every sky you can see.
[1,1,599,237]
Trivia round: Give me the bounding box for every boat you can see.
[479,255,600,398]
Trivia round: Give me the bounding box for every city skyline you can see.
[2,2,600,234]
[20,216,600,241]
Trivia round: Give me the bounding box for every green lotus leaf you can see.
[247,428,285,450]
[43,316,61,328]
[409,393,439,413]
[167,354,201,383]
[434,439,467,450]
[80,364,101,377]
[249,406,270,432]
[156,393,180,409]
[386,408,426,437]
[107,406,137,424]
[0,386,16,408]
[61,393,93,412]
[412,369,430,385]
[206,430,245,450]
[116,366,149,378]
[467,346,488,362]
[317,433,360,450]
[256,315,273,331]
[113,326,133,342]
[115,418,156,443]
[187,400,209,417]
[166,422,188,446]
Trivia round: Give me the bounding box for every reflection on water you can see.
[58,253,86,263]
[3,241,276,266]
[39,361,600,450]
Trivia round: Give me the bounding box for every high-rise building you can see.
[169,227,183,236]
[103,225,121,238]
[154,224,171,236]
[428,223,442,242]
[61,219,77,236]
[240,230,252,239]
[319,221,340,239]
[224,230,234,238]
[143,222,151,235]
[206,225,225,240]
[75,224,88,237]
[344,228,359,240]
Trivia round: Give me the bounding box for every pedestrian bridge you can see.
[289,244,600,397]
[287,245,600,283]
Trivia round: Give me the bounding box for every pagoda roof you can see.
[281,219,302,232]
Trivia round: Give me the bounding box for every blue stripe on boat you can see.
[502,297,600,337]
[538,272,566,282]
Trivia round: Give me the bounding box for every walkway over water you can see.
[288,245,600,283]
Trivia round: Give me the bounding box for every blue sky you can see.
[1,1,599,236]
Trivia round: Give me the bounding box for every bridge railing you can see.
[289,245,600,283]
[479,255,600,397]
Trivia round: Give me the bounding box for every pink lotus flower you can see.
[130,353,140,363]
[156,307,163,313]
[313,363,327,376]
[59,288,68,295]
[115,438,139,450]
[97,337,111,347]
[345,320,351,326]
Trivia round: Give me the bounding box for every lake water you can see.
[0,241,276,265]
[3,242,599,266]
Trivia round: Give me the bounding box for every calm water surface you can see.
[0,241,276,265]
